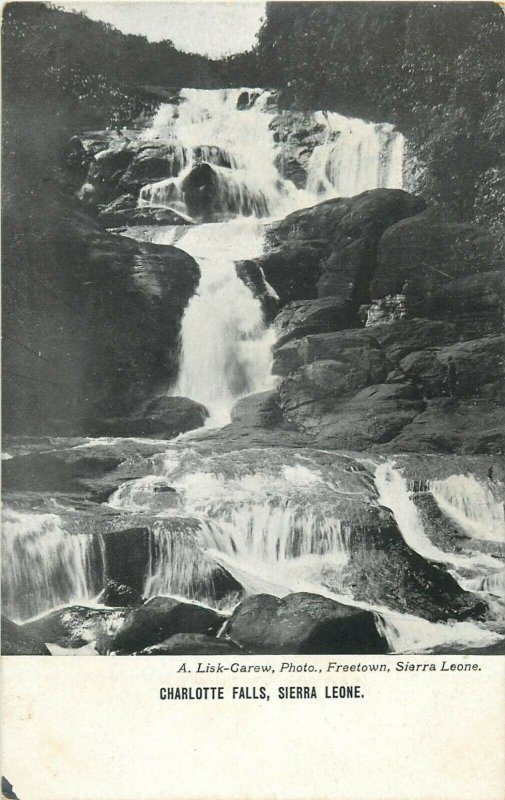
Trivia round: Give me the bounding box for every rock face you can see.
[264,189,426,304]
[338,524,487,622]
[372,213,503,298]
[226,592,389,654]
[235,260,279,322]
[3,195,200,435]
[98,396,209,438]
[249,189,505,455]
[110,597,225,654]
[2,615,51,655]
[84,141,188,202]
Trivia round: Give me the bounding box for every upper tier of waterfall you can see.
[138,87,405,220]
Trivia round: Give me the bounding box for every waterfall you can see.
[306,111,404,198]
[430,474,505,541]
[1,508,105,622]
[134,90,405,424]
[374,462,504,596]
[139,88,301,219]
[146,219,276,426]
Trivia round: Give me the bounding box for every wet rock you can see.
[22,606,127,652]
[339,524,488,622]
[2,448,123,493]
[102,528,151,592]
[236,91,260,110]
[395,336,505,399]
[99,202,191,228]
[226,592,389,654]
[4,194,200,435]
[235,260,279,322]
[248,243,326,306]
[99,395,209,439]
[181,162,217,220]
[273,297,356,347]
[382,398,505,455]
[86,143,136,202]
[98,580,144,608]
[372,213,504,299]
[139,633,243,655]
[110,597,225,654]
[1,615,51,655]
[118,142,188,193]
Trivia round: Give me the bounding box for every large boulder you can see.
[383,398,505,455]
[372,213,504,299]
[338,524,488,622]
[226,592,389,654]
[395,335,505,399]
[110,596,225,653]
[273,297,356,346]
[98,396,209,438]
[3,196,200,435]
[181,163,218,220]
[98,580,144,608]
[274,329,385,380]
[2,615,51,655]
[118,142,188,193]
[22,606,127,652]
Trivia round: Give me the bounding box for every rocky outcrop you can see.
[250,188,505,455]
[273,297,356,346]
[98,580,144,608]
[3,195,200,435]
[109,597,225,654]
[226,592,389,654]
[235,260,279,322]
[98,396,209,438]
[2,616,51,655]
[252,190,425,313]
[372,213,504,298]
[98,201,192,228]
[22,606,128,652]
[338,524,488,622]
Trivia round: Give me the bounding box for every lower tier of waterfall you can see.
[3,441,504,655]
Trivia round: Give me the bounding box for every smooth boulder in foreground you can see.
[226,592,389,654]
[110,597,226,654]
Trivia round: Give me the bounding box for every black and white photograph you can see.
[2,0,505,666]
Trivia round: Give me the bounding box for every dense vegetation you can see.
[224,2,505,228]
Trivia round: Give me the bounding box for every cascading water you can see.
[1,508,105,621]
[7,85,504,657]
[145,218,276,425]
[306,111,404,198]
[134,89,406,423]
